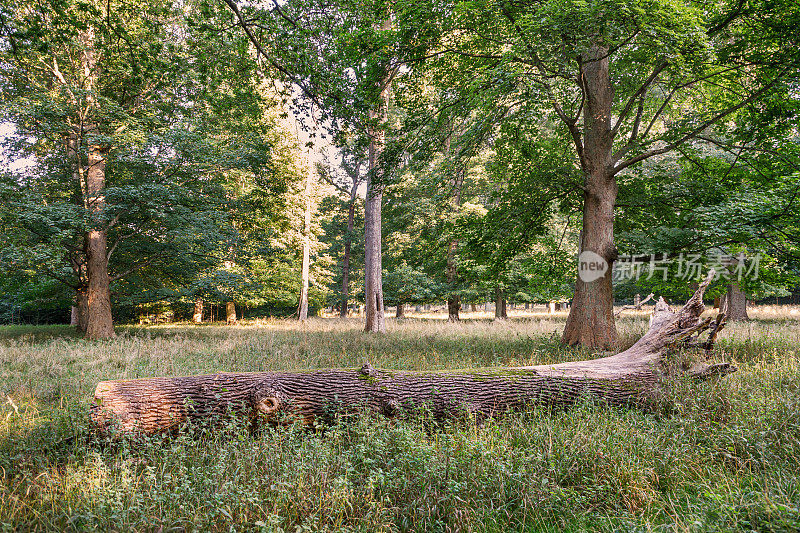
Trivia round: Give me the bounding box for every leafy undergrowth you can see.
[1,316,799,532]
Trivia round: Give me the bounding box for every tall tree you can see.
[363,19,394,332]
[298,150,314,321]
[395,0,800,347]
[222,0,419,332]
[0,0,284,333]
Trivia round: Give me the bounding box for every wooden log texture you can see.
[91,272,734,435]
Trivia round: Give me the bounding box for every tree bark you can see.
[193,298,204,324]
[84,228,114,340]
[448,293,461,322]
[83,141,114,340]
[91,274,734,435]
[226,301,237,324]
[364,158,386,332]
[396,303,405,318]
[562,42,618,349]
[363,27,392,334]
[724,280,749,321]
[75,287,89,334]
[495,289,507,320]
[721,256,749,321]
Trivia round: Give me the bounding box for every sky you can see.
[0,121,36,173]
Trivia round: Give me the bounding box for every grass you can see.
[1,311,799,532]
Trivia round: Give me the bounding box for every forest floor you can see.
[1,308,799,532]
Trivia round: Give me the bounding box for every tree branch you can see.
[613,68,789,175]
[611,62,668,138]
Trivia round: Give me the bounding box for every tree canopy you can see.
[0,0,797,342]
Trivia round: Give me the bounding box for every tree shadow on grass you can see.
[0,324,81,342]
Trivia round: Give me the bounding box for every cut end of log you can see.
[257,396,280,417]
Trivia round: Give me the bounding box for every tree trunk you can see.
[725,280,749,321]
[396,303,405,318]
[340,188,357,317]
[298,153,313,321]
[75,26,114,341]
[226,302,237,324]
[193,298,204,324]
[71,280,89,333]
[562,42,618,349]
[548,301,556,314]
[445,190,462,322]
[84,228,114,340]
[364,162,386,332]
[363,30,391,334]
[74,287,89,333]
[91,274,734,435]
[470,303,477,312]
[721,257,749,321]
[448,293,460,322]
[495,289,507,320]
[83,142,114,340]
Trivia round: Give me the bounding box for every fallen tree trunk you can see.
[91,272,735,435]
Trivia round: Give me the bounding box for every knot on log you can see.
[382,398,400,417]
[360,363,377,378]
[256,396,280,418]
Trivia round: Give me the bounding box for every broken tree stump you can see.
[91,272,734,435]
[615,293,655,317]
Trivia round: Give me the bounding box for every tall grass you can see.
[1,313,799,531]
